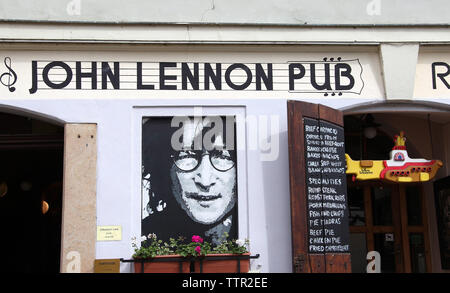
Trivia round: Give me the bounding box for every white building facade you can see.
[0,0,449,273]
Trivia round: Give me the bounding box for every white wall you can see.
[0,0,448,25]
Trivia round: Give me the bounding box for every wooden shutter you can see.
[288,100,351,273]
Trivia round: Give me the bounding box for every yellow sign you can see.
[97,226,122,241]
[94,259,120,273]
[346,154,384,180]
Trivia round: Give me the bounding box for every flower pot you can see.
[193,253,251,273]
[133,255,190,273]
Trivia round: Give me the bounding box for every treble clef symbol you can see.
[0,57,17,92]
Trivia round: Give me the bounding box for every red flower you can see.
[192,235,203,243]
[195,246,201,255]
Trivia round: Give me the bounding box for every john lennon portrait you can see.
[141,116,238,245]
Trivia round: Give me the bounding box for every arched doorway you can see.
[0,112,64,273]
[343,103,450,273]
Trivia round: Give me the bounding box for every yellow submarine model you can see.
[346,131,443,183]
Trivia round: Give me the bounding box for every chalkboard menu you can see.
[304,117,350,254]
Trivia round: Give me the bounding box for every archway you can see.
[0,111,64,273]
[342,101,450,273]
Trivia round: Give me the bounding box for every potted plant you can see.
[131,234,190,273]
[184,234,251,273]
[130,233,252,273]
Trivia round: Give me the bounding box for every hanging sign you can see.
[346,132,443,183]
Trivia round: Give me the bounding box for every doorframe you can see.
[60,123,97,273]
[398,184,432,273]
[348,180,432,273]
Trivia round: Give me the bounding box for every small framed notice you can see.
[97,226,122,241]
[94,259,120,273]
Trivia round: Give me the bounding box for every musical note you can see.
[0,57,17,92]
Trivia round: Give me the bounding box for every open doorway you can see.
[0,112,64,273]
[344,110,450,273]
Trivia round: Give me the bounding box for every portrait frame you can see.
[130,106,248,251]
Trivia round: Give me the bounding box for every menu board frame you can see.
[287,100,351,273]
[303,118,350,254]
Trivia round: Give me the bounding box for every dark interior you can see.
[0,112,64,273]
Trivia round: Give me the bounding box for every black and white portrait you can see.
[141,116,238,245]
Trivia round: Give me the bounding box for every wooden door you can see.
[288,100,351,273]
[348,181,432,273]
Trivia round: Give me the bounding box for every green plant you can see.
[174,235,212,257]
[211,232,250,254]
[131,234,177,259]
[131,233,250,259]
